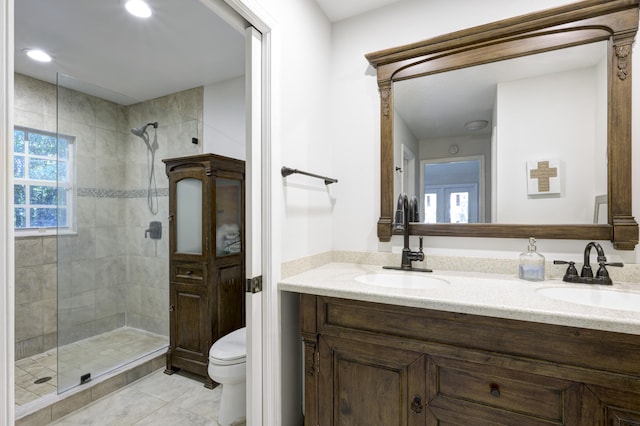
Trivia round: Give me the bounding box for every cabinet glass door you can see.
[176,177,203,254]
[215,178,242,256]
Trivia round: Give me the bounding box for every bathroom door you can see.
[245,26,263,426]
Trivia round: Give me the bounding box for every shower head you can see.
[131,126,146,137]
[130,122,158,138]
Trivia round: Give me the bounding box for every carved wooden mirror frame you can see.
[366,0,639,249]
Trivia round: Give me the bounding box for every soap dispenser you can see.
[519,237,545,281]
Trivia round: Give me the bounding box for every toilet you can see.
[208,327,247,426]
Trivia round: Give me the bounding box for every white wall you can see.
[249,1,333,424]
[256,0,333,265]
[329,0,640,263]
[203,76,246,160]
[495,67,602,224]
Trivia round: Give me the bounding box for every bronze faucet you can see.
[383,194,431,272]
[554,242,622,285]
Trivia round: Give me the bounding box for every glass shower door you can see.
[56,73,170,393]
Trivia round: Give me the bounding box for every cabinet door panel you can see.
[171,282,208,358]
[608,408,640,426]
[218,263,245,337]
[319,335,426,426]
[589,384,640,425]
[168,167,209,263]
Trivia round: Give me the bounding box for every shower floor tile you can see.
[15,327,167,407]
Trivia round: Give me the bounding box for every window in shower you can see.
[13,126,75,234]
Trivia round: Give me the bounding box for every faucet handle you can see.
[596,261,623,278]
[418,237,423,252]
[554,260,578,279]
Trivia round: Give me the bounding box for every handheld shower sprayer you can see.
[130,121,159,215]
[130,122,158,138]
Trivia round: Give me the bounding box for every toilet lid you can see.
[210,327,246,363]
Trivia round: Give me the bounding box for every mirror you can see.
[366,0,639,249]
[393,41,608,225]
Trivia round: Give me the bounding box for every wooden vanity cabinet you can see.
[300,294,640,425]
[163,154,246,388]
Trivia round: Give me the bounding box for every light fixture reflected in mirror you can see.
[464,120,488,131]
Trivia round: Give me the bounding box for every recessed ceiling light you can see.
[125,0,152,18]
[23,49,53,63]
[464,120,489,131]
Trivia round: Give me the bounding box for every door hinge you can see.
[246,275,262,293]
[315,350,320,374]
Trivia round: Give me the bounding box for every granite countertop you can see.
[279,262,640,335]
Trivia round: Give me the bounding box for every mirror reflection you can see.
[393,41,607,225]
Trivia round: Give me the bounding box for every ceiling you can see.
[314,0,405,22]
[394,42,607,140]
[14,0,398,106]
[14,0,248,105]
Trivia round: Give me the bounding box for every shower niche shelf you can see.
[163,153,246,388]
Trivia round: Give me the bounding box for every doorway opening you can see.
[422,157,485,223]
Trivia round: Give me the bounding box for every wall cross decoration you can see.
[527,160,561,195]
[530,161,558,192]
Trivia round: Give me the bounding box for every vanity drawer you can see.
[429,355,573,423]
[171,262,206,285]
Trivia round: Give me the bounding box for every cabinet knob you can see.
[410,395,422,414]
[490,383,501,397]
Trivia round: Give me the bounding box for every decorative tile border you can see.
[77,187,168,198]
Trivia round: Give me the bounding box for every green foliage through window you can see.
[13,127,74,230]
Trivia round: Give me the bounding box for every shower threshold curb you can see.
[15,347,167,426]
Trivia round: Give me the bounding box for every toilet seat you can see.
[209,327,246,365]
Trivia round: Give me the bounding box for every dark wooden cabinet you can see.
[318,335,426,425]
[163,154,246,388]
[300,294,640,425]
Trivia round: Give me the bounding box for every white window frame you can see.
[13,126,75,236]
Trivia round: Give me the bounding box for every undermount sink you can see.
[355,273,449,289]
[537,287,640,312]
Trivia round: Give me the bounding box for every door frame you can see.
[244,25,263,426]
[421,155,486,223]
[216,1,279,425]
[1,0,14,423]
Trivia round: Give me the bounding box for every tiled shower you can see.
[13,73,204,408]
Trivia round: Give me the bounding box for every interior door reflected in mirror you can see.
[423,159,482,224]
[367,0,639,249]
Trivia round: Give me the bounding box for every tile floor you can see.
[51,370,245,426]
[15,328,168,407]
